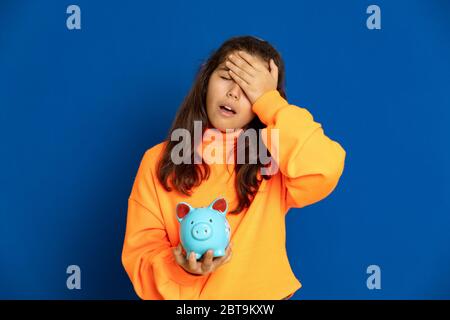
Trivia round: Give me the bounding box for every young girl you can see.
[121,36,346,300]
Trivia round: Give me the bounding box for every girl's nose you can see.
[227,83,241,100]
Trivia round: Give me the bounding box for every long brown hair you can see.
[157,35,286,214]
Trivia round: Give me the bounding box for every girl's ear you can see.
[176,202,193,222]
[209,197,228,216]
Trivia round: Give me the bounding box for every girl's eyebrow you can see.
[218,65,230,72]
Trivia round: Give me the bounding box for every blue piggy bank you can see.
[176,197,231,260]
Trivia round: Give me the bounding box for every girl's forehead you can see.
[216,51,269,69]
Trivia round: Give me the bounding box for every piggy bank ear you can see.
[209,197,228,216]
[176,202,192,222]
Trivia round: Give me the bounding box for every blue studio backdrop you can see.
[1,0,449,299]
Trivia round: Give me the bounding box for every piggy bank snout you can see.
[191,222,213,241]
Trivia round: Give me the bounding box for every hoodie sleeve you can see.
[252,90,346,210]
[121,150,207,300]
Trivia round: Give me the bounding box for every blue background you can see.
[1,0,449,299]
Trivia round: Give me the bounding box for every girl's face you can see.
[206,52,267,132]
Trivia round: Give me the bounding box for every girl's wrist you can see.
[252,89,287,126]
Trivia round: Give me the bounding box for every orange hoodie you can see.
[121,90,346,300]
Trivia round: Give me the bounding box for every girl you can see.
[121,36,346,300]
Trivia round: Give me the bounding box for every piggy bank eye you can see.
[191,221,194,225]
[209,219,213,223]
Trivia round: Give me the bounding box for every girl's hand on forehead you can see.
[225,51,279,105]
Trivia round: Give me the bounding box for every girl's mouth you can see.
[219,105,236,117]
